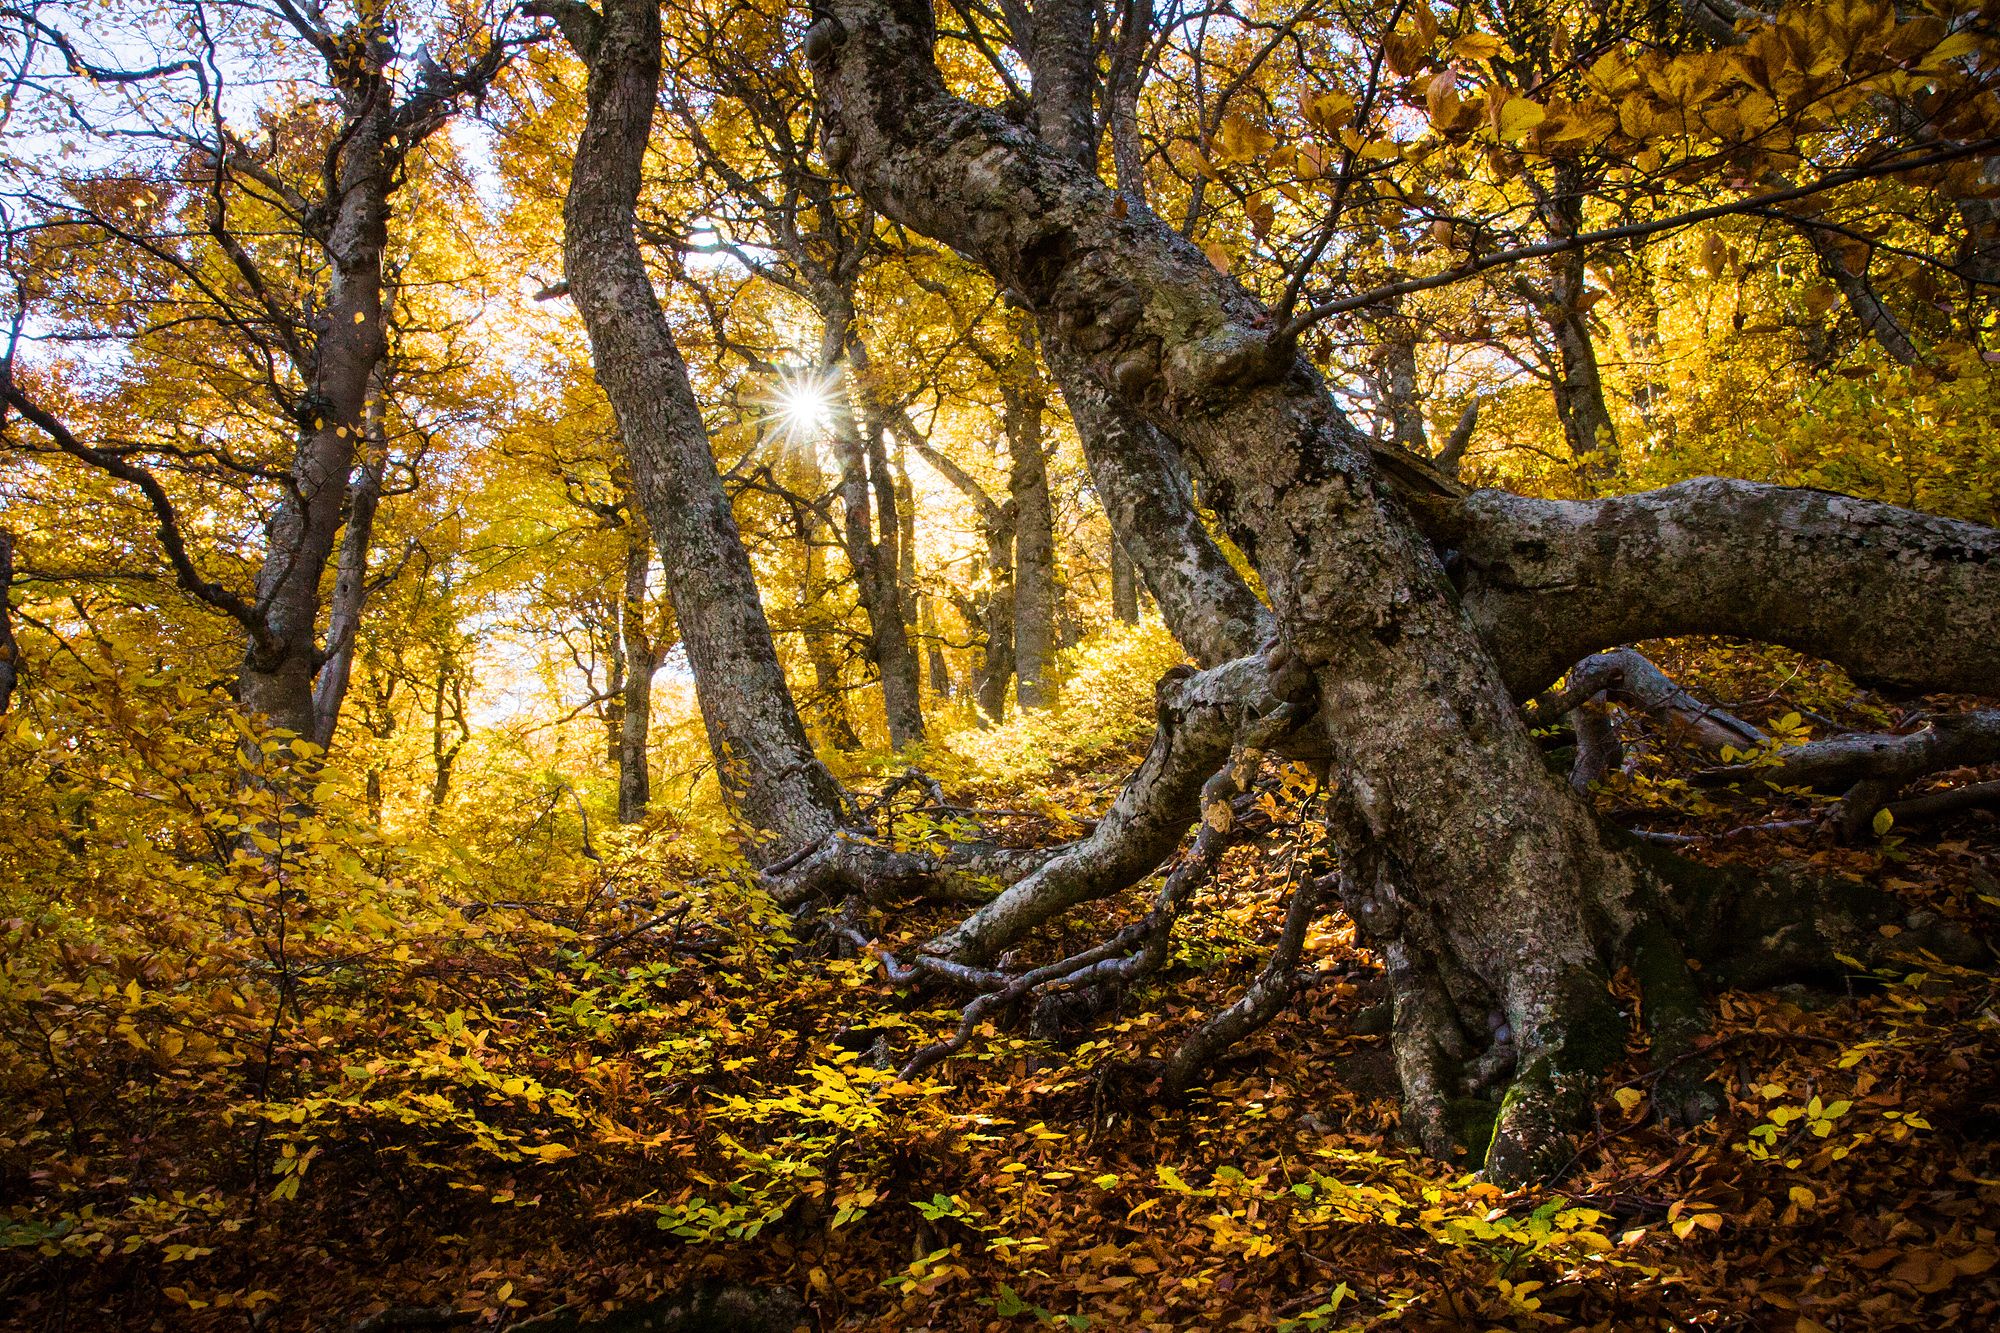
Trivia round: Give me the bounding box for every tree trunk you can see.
[976,514,1017,722]
[1004,356,1057,709]
[239,111,394,749]
[1109,535,1140,623]
[812,0,1677,1180]
[1801,222,1925,366]
[1368,330,1427,455]
[792,447,864,750]
[310,377,390,749]
[1534,164,1620,479]
[427,652,468,828]
[1042,337,1273,665]
[0,529,18,715]
[1014,0,1267,667]
[824,326,925,747]
[616,515,656,823]
[557,0,846,857]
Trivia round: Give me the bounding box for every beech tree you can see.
[0,0,526,766]
[794,0,2000,1180]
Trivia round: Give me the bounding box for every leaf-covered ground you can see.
[2,632,1996,1331]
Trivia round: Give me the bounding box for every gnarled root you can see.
[923,651,1310,962]
[1160,867,1329,1098]
[895,763,1256,1081]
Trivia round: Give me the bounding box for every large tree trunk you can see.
[811,0,1711,1181]
[1014,0,1269,668]
[557,0,846,856]
[1042,340,1273,665]
[1004,352,1057,708]
[310,378,389,749]
[238,111,394,747]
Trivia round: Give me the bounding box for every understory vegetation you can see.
[3,625,1997,1329]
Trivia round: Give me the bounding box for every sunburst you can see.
[758,364,840,454]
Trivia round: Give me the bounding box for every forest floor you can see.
[1,634,1997,1331]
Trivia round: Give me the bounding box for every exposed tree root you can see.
[1697,708,2000,792]
[894,764,1254,1081]
[1528,647,1765,760]
[1160,868,1328,1098]
[921,653,1309,962]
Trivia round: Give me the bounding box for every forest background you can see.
[2,0,1999,1328]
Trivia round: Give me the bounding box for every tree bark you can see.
[1042,337,1273,665]
[1801,222,1925,366]
[238,105,394,747]
[1109,534,1140,623]
[793,448,864,750]
[1003,349,1057,708]
[1368,330,1427,456]
[0,529,18,715]
[1527,163,1620,479]
[558,0,846,856]
[616,514,657,823]
[1011,0,1269,667]
[310,377,389,750]
[1444,479,2000,700]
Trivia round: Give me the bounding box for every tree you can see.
[536,0,854,856]
[805,0,2000,1180]
[0,0,525,771]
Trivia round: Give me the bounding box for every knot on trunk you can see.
[801,16,847,63]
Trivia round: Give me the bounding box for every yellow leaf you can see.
[1202,241,1231,274]
[1454,32,1503,61]
[1497,97,1546,141]
[1921,31,1980,70]
[1613,1087,1645,1115]
[1216,114,1277,165]
[1789,1185,1816,1209]
[1872,807,1894,836]
[1304,92,1355,133]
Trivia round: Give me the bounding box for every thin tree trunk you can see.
[1801,223,1925,366]
[1004,354,1056,708]
[822,321,925,747]
[0,529,18,715]
[1110,535,1139,623]
[1015,0,1266,665]
[976,516,1017,722]
[1534,165,1620,479]
[616,515,655,823]
[553,0,846,856]
[427,654,468,828]
[1369,330,1427,455]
